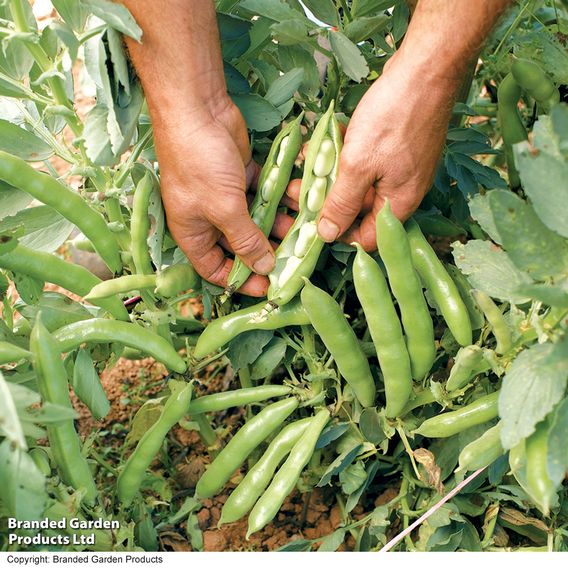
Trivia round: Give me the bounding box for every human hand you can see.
[156,99,283,297]
[315,53,459,251]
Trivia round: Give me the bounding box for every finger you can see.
[285,178,302,203]
[236,272,270,297]
[270,212,295,240]
[215,205,275,275]
[246,159,261,190]
[318,151,375,242]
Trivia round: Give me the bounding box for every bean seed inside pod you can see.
[307,176,327,212]
[313,138,335,177]
[278,256,302,287]
[294,222,317,258]
[261,167,280,201]
[276,136,290,167]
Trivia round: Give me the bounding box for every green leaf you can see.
[318,529,346,552]
[278,539,313,551]
[489,190,568,280]
[339,460,367,495]
[0,371,26,450]
[344,15,390,43]
[551,103,568,158]
[345,460,380,514]
[0,120,54,161]
[515,142,568,238]
[515,283,568,309]
[300,0,339,26]
[226,330,273,371]
[218,13,251,60]
[0,205,74,253]
[265,68,304,107]
[231,93,282,131]
[468,194,502,244]
[315,422,350,449]
[329,31,369,83]
[452,240,532,303]
[359,407,385,445]
[0,181,33,220]
[547,397,568,487]
[126,397,166,446]
[317,443,363,487]
[499,339,568,450]
[83,0,142,40]
[52,0,88,31]
[71,349,110,420]
[0,441,47,521]
[249,336,287,380]
[278,45,320,97]
[240,0,303,21]
[17,292,92,332]
[270,19,309,46]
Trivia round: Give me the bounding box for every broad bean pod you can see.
[497,73,528,188]
[195,397,299,499]
[0,341,32,364]
[0,244,128,321]
[226,115,303,296]
[414,391,499,438]
[187,385,292,414]
[268,104,342,305]
[193,299,309,359]
[53,319,187,373]
[0,151,122,273]
[352,245,411,416]
[30,316,97,504]
[117,381,193,506]
[219,418,311,525]
[247,408,330,536]
[376,201,435,379]
[406,219,472,346]
[457,422,504,472]
[301,278,376,407]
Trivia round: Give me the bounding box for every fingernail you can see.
[318,218,340,242]
[253,252,275,275]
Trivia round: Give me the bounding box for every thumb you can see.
[317,153,375,242]
[220,211,275,275]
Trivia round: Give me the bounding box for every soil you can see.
[76,353,373,551]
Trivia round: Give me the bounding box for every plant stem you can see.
[194,414,217,447]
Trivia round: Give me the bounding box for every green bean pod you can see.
[187,385,292,414]
[155,264,199,297]
[226,115,303,296]
[131,172,155,275]
[511,58,560,110]
[193,299,309,359]
[195,397,299,499]
[352,244,412,417]
[0,245,129,321]
[525,418,556,515]
[219,418,311,525]
[0,341,32,364]
[457,422,504,472]
[86,274,157,301]
[53,319,187,374]
[445,345,492,392]
[414,391,499,438]
[376,201,435,379]
[471,290,512,355]
[30,316,97,504]
[300,279,376,407]
[0,151,122,274]
[268,104,342,305]
[247,408,330,537]
[117,381,194,506]
[86,264,199,301]
[497,73,528,188]
[406,219,472,346]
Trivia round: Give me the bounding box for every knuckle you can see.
[230,228,264,259]
[327,188,362,218]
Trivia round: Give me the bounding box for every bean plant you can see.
[0,0,567,553]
